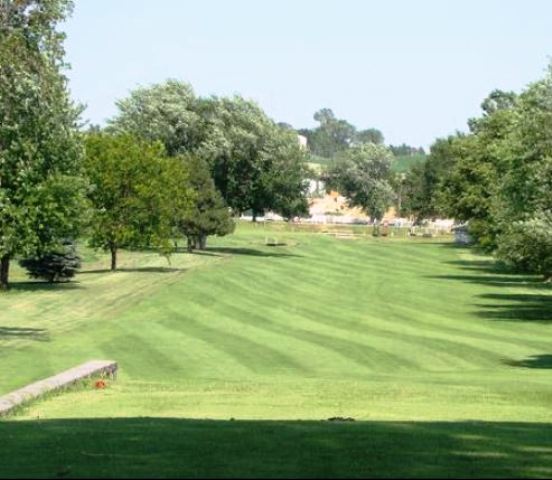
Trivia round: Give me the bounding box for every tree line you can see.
[2,0,550,288]
[400,69,552,280]
[0,0,309,289]
[297,108,424,161]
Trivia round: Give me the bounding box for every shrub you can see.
[19,241,81,283]
[496,211,552,281]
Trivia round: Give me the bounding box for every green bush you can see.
[20,241,81,283]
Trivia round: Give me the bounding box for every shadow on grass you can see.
[474,293,552,323]
[428,258,544,288]
[427,251,551,325]
[80,267,185,274]
[7,281,82,292]
[193,246,300,258]
[427,274,546,289]
[503,355,552,369]
[0,327,49,342]
[0,418,551,478]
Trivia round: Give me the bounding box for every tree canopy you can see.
[83,133,193,271]
[0,0,85,289]
[326,144,395,222]
[110,81,309,219]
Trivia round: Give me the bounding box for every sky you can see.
[63,0,552,149]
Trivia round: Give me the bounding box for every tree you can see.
[492,69,552,272]
[0,0,85,289]
[398,136,458,221]
[19,240,81,283]
[84,133,193,271]
[258,128,310,220]
[355,128,384,145]
[177,155,234,251]
[110,83,309,220]
[326,144,394,222]
[109,80,201,156]
[497,212,552,281]
[389,144,426,156]
[304,108,356,159]
[197,95,277,216]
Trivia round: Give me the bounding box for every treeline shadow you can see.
[0,418,551,478]
[428,255,552,323]
[192,246,300,258]
[80,266,185,275]
[7,281,83,293]
[428,258,545,289]
[504,355,552,369]
[0,327,49,342]
[475,293,552,323]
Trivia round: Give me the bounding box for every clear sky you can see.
[63,0,552,149]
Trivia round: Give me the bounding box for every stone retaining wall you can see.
[0,360,117,417]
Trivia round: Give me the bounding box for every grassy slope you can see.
[391,153,427,173]
[1,223,551,477]
[308,153,426,174]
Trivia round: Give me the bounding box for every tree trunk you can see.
[187,236,194,253]
[252,211,257,223]
[110,245,118,271]
[0,254,10,291]
[199,234,207,250]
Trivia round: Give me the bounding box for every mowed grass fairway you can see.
[1,223,551,478]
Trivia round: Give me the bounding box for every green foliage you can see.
[19,240,81,283]
[355,128,385,145]
[390,153,427,173]
[299,108,356,159]
[177,155,234,250]
[110,82,309,219]
[495,76,552,224]
[497,211,552,280]
[109,80,201,156]
[410,64,552,278]
[83,133,193,269]
[326,143,394,221]
[403,136,461,220]
[437,92,517,248]
[0,0,85,289]
[258,128,310,219]
[389,144,426,157]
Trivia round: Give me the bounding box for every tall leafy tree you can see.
[326,144,394,222]
[497,211,552,281]
[301,108,356,159]
[258,128,310,220]
[109,80,202,156]
[84,133,193,271]
[110,82,309,220]
[439,104,516,248]
[177,155,234,251]
[0,0,85,289]
[355,128,384,145]
[494,69,552,274]
[400,136,458,221]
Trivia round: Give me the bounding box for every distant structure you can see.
[452,224,473,244]
[297,134,308,150]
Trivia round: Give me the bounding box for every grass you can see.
[308,153,427,174]
[1,222,551,478]
[391,153,427,173]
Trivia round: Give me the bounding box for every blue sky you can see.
[64,0,552,149]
